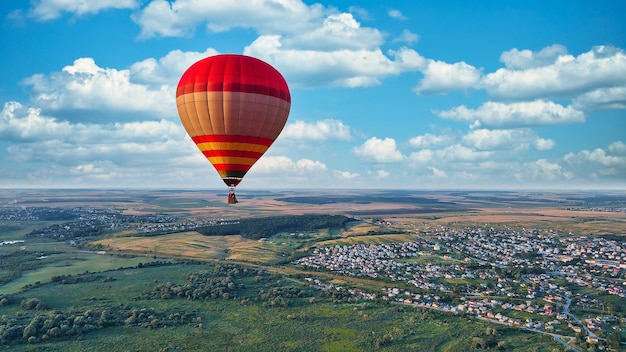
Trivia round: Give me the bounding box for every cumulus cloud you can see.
[408,149,434,163]
[353,137,405,163]
[608,141,626,154]
[413,60,481,95]
[132,0,423,88]
[525,159,574,181]
[19,48,220,122]
[21,58,175,121]
[462,129,555,151]
[373,169,390,179]
[288,13,384,50]
[499,44,568,70]
[435,100,585,128]
[28,0,138,21]
[387,9,407,20]
[130,48,219,85]
[393,29,419,45]
[572,86,626,111]
[252,156,327,174]
[133,0,326,39]
[437,144,494,162]
[0,101,202,186]
[282,119,351,141]
[335,170,360,179]
[408,133,455,148]
[245,36,423,88]
[564,145,626,171]
[429,167,448,178]
[482,45,626,101]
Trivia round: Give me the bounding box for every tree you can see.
[471,337,486,349]
[607,330,623,349]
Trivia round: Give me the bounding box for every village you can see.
[293,226,626,345]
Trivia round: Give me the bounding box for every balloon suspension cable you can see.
[227,186,238,204]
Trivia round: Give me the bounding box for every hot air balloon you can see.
[176,54,291,204]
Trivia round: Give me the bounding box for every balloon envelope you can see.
[176,54,291,187]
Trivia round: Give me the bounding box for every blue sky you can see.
[1,0,625,191]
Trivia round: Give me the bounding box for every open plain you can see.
[1,189,625,351]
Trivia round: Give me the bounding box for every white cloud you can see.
[353,137,405,163]
[429,167,448,178]
[289,13,384,50]
[499,44,568,70]
[252,156,327,174]
[245,36,423,88]
[437,144,493,162]
[0,101,202,186]
[533,137,556,151]
[435,100,585,128]
[373,169,390,179]
[130,48,219,85]
[525,159,575,181]
[482,45,626,101]
[133,1,423,88]
[408,133,455,148]
[388,9,407,20]
[133,0,324,39]
[22,57,175,121]
[462,128,555,151]
[2,103,185,157]
[393,29,419,45]
[282,119,351,141]
[561,143,626,180]
[608,141,626,154]
[413,60,481,94]
[19,48,221,122]
[408,149,434,163]
[335,170,360,179]
[1,102,72,142]
[28,0,137,21]
[572,86,626,111]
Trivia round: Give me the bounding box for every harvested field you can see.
[93,232,283,263]
[400,207,626,235]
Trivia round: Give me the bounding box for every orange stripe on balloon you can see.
[206,156,258,166]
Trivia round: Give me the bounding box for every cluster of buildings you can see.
[0,207,215,240]
[432,227,625,298]
[294,225,625,338]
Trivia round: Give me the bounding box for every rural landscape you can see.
[1,188,625,351]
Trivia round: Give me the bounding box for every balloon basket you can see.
[227,188,238,204]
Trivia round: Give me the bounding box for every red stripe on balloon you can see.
[176,83,289,102]
[212,164,253,172]
[192,135,274,146]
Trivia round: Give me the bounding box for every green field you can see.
[1,261,562,351]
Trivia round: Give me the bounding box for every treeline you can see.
[195,214,355,240]
[0,304,201,345]
[0,251,62,286]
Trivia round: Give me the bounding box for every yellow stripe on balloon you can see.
[206,156,259,165]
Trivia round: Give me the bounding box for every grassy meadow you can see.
[1,261,562,352]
